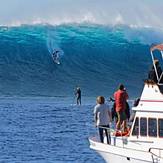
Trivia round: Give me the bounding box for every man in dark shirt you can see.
[75,87,81,105]
[148,59,162,83]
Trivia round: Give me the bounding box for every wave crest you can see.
[1,0,163,29]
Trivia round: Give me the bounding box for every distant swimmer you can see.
[52,50,60,64]
[75,87,81,105]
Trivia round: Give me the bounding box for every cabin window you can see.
[148,118,157,137]
[140,118,147,136]
[132,117,139,136]
[158,119,163,137]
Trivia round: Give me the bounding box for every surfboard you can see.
[52,55,60,65]
[54,60,60,65]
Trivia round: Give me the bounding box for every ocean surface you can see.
[0,97,105,163]
[0,23,163,162]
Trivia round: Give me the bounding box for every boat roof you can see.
[150,44,163,52]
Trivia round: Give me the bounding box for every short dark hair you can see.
[119,84,124,90]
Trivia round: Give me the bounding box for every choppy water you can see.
[0,97,105,163]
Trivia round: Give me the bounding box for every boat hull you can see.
[89,137,163,163]
[98,151,153,163]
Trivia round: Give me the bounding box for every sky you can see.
[1,0,163,28]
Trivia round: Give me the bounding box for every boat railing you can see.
[149,147,163,159]
[98,125,130,136]
[97,126,129,147]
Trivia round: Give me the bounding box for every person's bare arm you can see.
[94,108,97,127]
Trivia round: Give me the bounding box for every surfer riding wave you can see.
[52,50,60,64]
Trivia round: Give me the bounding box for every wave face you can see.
[0,24,162,97]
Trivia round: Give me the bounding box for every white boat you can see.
[89,44,163,163]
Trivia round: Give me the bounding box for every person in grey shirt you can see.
[94,96,112,144]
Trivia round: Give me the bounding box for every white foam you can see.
[0,0,163,29]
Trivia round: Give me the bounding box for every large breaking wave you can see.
[0,24,163,97]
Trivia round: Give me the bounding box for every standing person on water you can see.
[52,50,61,65]
[75,87,81,105]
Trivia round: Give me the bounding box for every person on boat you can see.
[94,96,111,144]
[111,102,117,122]
[114,84,129,132]
[148,59,162,83]
[133,98,140,107]
[75,87,81,105]
[129,98,140,122]
[125,102,130,121]
[110,98,130,122]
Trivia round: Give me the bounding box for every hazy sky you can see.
[1,0,163,28]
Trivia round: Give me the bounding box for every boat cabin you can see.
[129,44,163,142]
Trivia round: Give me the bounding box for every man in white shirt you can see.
[94,96,112,144]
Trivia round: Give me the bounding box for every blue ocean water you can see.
[0,23,163,162]
[0,97,105,163]
[0,24,160,98]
